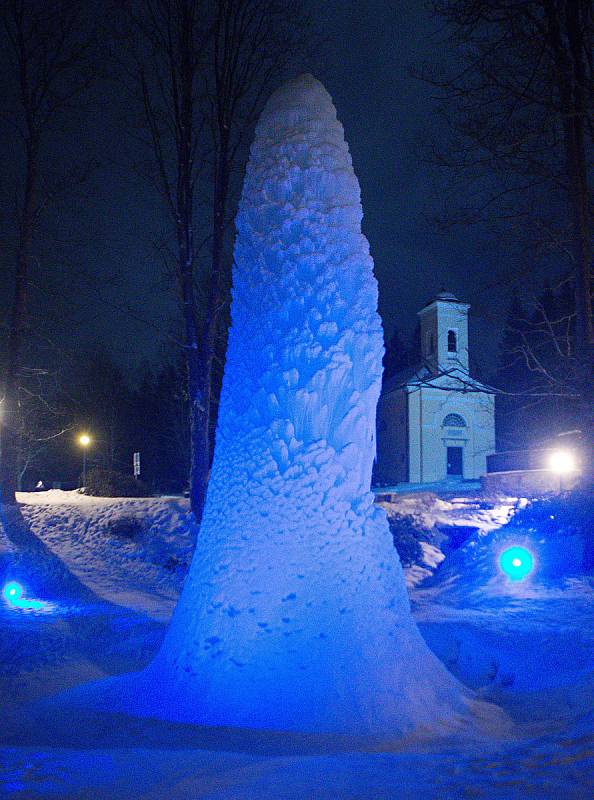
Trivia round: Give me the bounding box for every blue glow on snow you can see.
[499,546,534,581]
[12,597,47,610]
[2,581,46,610]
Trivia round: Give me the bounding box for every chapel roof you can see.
[382,362,496,396]
[419,289,467,309]
[434,290,460,302]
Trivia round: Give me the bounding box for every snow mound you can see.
[424,491,593,598]
[1,493,196,618]
[378,492,518,588]
[378,491,518,536]
[16,489,114,505]
[411,493,594,719]
[1,495,196,711]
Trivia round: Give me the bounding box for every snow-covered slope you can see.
[4,491,196,618]
[0,492,195,711]
[1,489,592,799]
[378,492,519,587]
[400,492,594,725]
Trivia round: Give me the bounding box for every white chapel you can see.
[376,292,496,485]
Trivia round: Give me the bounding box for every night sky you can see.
[2,0,520,380]
[313,0,514,371]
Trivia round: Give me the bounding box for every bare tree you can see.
[420,0,592,440]
[494,280,588,450]
[0,0,97,504]
[13,367,74,491]
[124,0,309,520]
[196,0,310,519]
[120,0,210,518]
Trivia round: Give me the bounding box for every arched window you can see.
[426,331,435,354]
[443,413,466,428]
[447,330,457,353]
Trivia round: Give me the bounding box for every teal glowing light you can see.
[2,581,46,610]
[3,581,23,603]
[499,546,534,581]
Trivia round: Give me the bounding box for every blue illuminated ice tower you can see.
[144,75,477,734]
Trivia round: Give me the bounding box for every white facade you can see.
[377,293,496,485]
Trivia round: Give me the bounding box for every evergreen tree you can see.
[383,327,409,381]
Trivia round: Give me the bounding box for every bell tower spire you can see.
[418,291,470,375]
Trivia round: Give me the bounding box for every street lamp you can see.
[78,433,91,488]
[548,449,576,492]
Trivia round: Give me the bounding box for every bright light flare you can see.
[499,546,534,582]
[79,433,91,447]
[548,449,576,474]
[3,581,23,602]
[2,581,46,610]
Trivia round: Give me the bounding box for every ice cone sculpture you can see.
[150,75,470,734]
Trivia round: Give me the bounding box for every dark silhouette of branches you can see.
[418,0,592,450]
[0,0,98,504]
[123,0,310,521]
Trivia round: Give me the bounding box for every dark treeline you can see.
[0,0,311,507]
[23,284,583,493]
[382,325,421,383]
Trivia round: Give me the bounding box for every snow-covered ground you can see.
[1,489,592,798]
[377,490,520,587]
[8,491,197,619]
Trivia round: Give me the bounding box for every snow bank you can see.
[411,493,594,718]
[420,492,592,599]
[0,493,197,713]
[378,492,518,588]
[378,492,518,536]
[16,489,118,505]
[2,492,196,618]
[2,494,591,796]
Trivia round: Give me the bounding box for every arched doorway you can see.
[442,414,467,478]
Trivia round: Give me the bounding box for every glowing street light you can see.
[78,433,92,488]
[549,449,575,473]
[548,449,576,492]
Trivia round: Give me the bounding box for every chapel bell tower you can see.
[418,291,470,376]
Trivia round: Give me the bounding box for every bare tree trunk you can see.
[181,260,207,517]
[1,0,96,504]
[176,0,207,519]
[544,0,593,365]
[544,0,593,461]
[0,138,37,505]
[130,0,309,519]
[135,0,207,518]
[198,0,310,471]
[189,149,230,517]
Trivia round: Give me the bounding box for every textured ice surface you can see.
[82,75,480,734]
